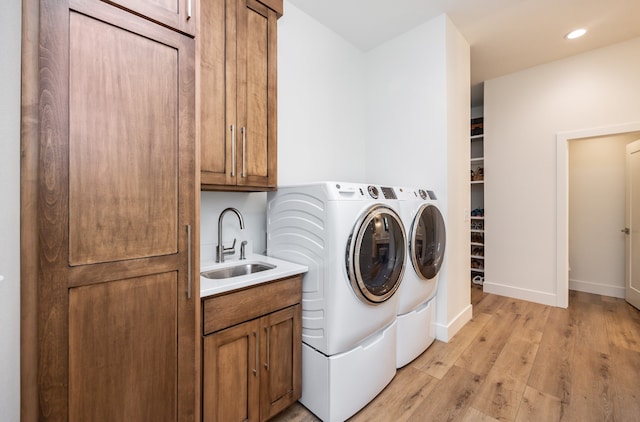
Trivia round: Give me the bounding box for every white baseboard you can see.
[435,303,472,343]
[569,278,625,299]
[482,281,558,307]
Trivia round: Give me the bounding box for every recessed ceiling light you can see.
[565,28,587,40]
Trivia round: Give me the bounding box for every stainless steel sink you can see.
[201,262,276,279]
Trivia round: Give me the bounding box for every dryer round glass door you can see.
[346,205,407,304]
[410,204,446,280]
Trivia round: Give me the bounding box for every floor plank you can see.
[526,306,576,403]
[456,308,520,377]
[573,301,610,354]
[512,301,551,334]
[514,386,562,422]
[408,365,483,421]
[563,348,617,421]
[610,345,640,421]
[348,365,438,422]
[411,312,492,379]
[462,406,500,422]
[604,299,640,353]
[471,369,526,421]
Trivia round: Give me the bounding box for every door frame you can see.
[625,139,640,308]
[556,121,640,308]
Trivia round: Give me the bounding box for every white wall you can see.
[364,17,447,190]
[0,0,22,419]
[484,36,640,306]
[277,2,367,185]
[569,133,639,297]
[363,14,471,338]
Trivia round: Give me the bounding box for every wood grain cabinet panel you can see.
[260,305,302,421]
[99,0,196,35]
[69,10,179,265]
[28,0,198,420]
[203,319,260,422]
[69,273,178,421]
[202,277,302,421]
[199,0,278,191]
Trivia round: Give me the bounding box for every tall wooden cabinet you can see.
[24,0,199,419]
[199,0,281,191]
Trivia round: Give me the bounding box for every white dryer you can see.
[267,182,406,422]
[395,187,446,368]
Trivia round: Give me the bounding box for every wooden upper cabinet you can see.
[100,0,196,35]
[32,0,198,420]
[199,0,279,191]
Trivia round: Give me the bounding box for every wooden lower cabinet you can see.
[202,276,302,421]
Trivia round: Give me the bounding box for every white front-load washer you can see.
[267,182,406,422]
[395,187,446,368]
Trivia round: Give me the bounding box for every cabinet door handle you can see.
[186,224,192,299]
[186,0,192,20]
[241,127,246,178]
[253,331,259,376]
[264,326,270,370]
[230,124,236,177]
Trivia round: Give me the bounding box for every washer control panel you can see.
[333,182,399,200]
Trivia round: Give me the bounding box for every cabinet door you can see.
[69,274,178,421]
[236,0,277,189]
[200,0,236,187]
[99,0,196,35]
[259,305,302,421]
[203,320,261,422]
[200,0,277,190]
[36,1,197,420]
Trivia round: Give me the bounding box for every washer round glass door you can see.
[346,205,407,304]
[410,204,446,280]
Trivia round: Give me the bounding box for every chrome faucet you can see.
[216,207,245,263]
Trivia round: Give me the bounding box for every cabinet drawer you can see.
[203,274,302,335]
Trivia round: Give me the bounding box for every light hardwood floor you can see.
[273,285,640,421]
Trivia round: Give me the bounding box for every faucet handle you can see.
[223,238,237,255]
[217,238,237,262]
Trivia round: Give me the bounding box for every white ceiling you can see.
[287,0,640,105]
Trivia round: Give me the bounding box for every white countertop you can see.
[200,253,308,298]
